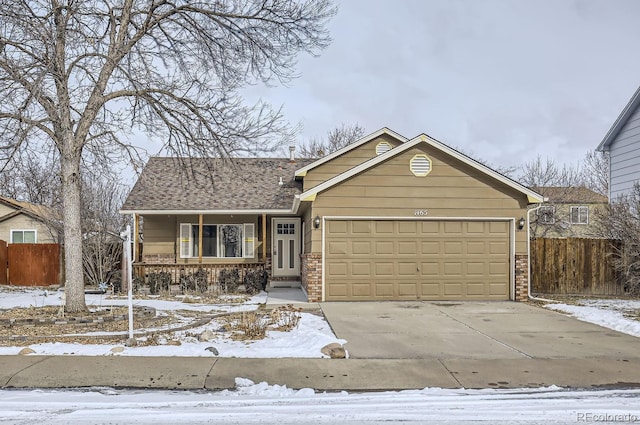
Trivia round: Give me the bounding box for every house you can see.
[121,128,544,302]
[597,85,640,200]
[530,187,608,238]
[0,196,58,244]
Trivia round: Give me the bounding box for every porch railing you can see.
[133,262,266,285]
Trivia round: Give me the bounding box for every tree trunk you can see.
[61,151,87,313]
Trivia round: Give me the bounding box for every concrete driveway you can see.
[321,301,640,360]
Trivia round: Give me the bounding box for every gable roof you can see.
[0,196,57,224]
[299,134,544,203]
[295,127,408,177]
[597,85,640,152]
[120,157,314,214]
[533,186,608,204]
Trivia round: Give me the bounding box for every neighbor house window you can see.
[11,230,36,243]
[180,223,254,259]
[537,206,555,224]
[570,206,589,224]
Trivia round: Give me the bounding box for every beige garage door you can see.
[325,220,510,301]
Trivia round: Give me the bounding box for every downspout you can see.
[527,204,555,302]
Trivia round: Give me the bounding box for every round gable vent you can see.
[375,141,392,155]
[410,154,432,176]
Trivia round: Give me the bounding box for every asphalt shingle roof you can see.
[122,157,314,211]
[533,186,608,204]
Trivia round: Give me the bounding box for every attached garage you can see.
[295,128,544,302]
[324,219,511,301]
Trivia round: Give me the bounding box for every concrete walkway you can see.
[2,355,640,391]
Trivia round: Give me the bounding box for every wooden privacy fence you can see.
[530,238,623,296]
[0,241,61,286]
[0,240,7,285]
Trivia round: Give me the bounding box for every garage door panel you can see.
[443,283,463,296]
[352,241,371,255]
[398,262,417,276]
[325,220,510,301]
[398,241,418,255]
[398,283,417,296]
[352,283,373,297]
[375,241,394,255]
[328,241,347,255]
[375,283,394,297]
[375,262,394,276]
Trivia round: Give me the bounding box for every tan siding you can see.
[303,135,403,191]
[0,204,14,216]
[310,145,529,254]
[0,214,57,243]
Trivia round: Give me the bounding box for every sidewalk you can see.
[2,355,640,391]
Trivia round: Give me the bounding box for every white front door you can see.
[272,218,300,277]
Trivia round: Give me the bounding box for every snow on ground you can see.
[0,288,345,358]
[543,298,640,337]
[0,381,639,424]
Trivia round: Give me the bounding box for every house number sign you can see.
[414,209,428,216]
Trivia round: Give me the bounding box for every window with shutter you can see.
[244,223,255,258]
[179,223,191,258]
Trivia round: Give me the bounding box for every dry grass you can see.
[221,305,302,341]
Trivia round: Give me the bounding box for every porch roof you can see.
[121,157,313,213]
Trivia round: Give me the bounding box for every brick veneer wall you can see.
[515,254,529,302]
[301,253,322,302]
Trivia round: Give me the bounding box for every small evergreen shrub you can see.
[148,271,172,294]
[218,268,240,293]
[243,269,268,295]
[179,268,209,293]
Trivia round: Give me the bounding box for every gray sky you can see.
[244,0,640,170]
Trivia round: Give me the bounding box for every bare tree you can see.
[298,123,365,158]
[590,183,640,295]
[582,150,609,197]
[81,174,127,289]
[0,1,335,312]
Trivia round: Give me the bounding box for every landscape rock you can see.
[18,347,35,355]
[205,346,219,355]
[199,329,216,342]
[321,343,346,359]
[165,340,182,346]
[125,338,138,347]
[110,346,125,353]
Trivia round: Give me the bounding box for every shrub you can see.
[218,268,240,293]
[179,268,209,293]
[148,271,172,294]
[243,269,268,295]
[111,272,143,294]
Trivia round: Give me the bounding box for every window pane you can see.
[202,225,217,257]
[191,226,199,257]
[289,239,295,268]
[220,225,242,258]
[24,231,36,243]
[277,240,283,268]
[12,231,23,243]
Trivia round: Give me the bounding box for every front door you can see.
[272,218,300,277]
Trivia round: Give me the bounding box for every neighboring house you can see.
[530,187,608,238]
[597,85,640,200]
[0,196,58,244]
[121,127,544,302]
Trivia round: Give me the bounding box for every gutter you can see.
[526,203,556,303]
